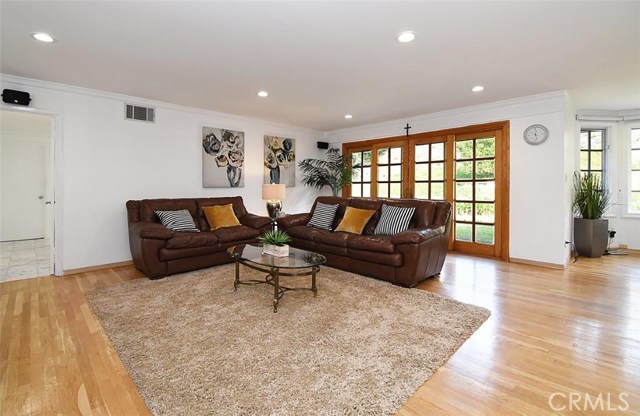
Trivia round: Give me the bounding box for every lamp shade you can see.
[262,183,285,201]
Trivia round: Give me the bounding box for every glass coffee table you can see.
[228,244,327,313]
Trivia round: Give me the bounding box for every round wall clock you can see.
[523,124,549,145]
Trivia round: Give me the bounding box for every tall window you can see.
[351,150,372,197]
[580,129,605,189]
[414,142,446,200]
[376,146,403,198]
[631,128,640,213]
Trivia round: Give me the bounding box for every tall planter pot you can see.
[574,218,608,258]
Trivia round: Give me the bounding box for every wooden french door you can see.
[344,121,509,260]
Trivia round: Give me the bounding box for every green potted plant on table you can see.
[258,229,291,257]
[572,172,611,258]
[298,148,357,196]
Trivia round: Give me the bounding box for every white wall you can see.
[324,91,572,266]
[0,75,325,271]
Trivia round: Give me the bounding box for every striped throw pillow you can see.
[307,202,339,230]
[373,204,416,236]
[155,209,200,233]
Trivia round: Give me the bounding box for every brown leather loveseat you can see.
[126,196,270,278]
[278,196,452,287]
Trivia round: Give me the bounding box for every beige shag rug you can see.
[87,264,490,415]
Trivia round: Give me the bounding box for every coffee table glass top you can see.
[228,244,326,269]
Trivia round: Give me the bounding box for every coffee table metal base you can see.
[233,258,318,313]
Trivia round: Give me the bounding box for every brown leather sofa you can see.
[277,196,452,287]
[126,196,270,279]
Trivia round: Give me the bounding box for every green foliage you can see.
[572,172,611,219]
[298,148,358,196]
[257,229,291,247]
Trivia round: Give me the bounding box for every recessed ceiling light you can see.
[397,31,416,43]
[257,91,269,97]
[472,85,485,92]
[31,32,56,43]
[344,114,353,119]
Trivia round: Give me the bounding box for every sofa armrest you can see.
[129,222,173,240]
[277,213,311,229]
[240,213,272,229]
[391,226,444,245]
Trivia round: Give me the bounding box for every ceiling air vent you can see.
[125,104,155,123]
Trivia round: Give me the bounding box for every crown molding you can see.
[323,91,567,137]
[0,74,323,135]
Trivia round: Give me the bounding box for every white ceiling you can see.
[1,1,638,131]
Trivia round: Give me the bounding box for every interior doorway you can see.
[0,109,55,282]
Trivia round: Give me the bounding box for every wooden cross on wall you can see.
[404,123,411,136]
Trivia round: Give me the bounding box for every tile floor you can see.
[0,238,52,282]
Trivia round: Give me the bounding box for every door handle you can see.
[45,201,52,205]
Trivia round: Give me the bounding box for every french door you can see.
[344,121,509,259]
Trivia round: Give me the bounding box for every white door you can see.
[0,141,47,241]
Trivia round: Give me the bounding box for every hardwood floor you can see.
[1,253,639,415]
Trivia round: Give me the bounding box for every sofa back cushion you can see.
[196,196,248,231]
[139,199,198,224]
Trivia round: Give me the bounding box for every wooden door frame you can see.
[342,121,510,261]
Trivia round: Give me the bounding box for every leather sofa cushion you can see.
[287,225,319,240]
[211,225,259,243]
[347,235,395,253]
[166,232,219,249]
[313,229,353,247]
[159,245,220,261]
[140,199,198,223]
[347,249,403,266]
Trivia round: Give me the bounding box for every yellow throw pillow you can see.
[202,204,240,230]
[335,206,376,234]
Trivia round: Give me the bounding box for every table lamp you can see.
[262,184,286,228]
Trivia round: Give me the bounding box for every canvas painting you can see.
[202,127,244,188]
[264,136,295,187]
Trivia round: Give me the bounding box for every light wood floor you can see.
[1,253,639,415]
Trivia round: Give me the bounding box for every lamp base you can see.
[266,200,282,230]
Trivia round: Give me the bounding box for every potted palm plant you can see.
[298,148,357,196]
[572,172,611,258]
[258,229,291,257]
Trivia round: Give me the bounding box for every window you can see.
[414,142,446,200]
[631,128,640,213]
[580,129,606,189]
[376,146,403,198]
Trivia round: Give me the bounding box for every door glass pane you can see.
[415,164,429,181]
[456,140,473,159]
[431,143,445,161]
[455,223,472,242]
[416,144,429,162]
[363,167,371,182]
[475,137,495,158]
[352,152,362,166]
[431,163,445,180]
[456,161,473,180]
[352,167,362,182]
[363,151,372,165]
[591,132,603,149]
[363,184,371,197]
[475,203,495,223]
[580,151,589,170]
[456,202,473,222]
[390,183,401,198]
[378,148,388,164]
[456,182,473,201]
[351,186,361,197]
[431,183,444,200]
[378,166,389,181]
[476,182,495,201]
[580,132,589,149]
[591,151,602,170]
[378,183,388,197]
[390,147,402,163]
[475,225,495,245]
[476,160,495,179]
[415,182,429,199]
[390,165,402,181]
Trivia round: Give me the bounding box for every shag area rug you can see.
[87,264,490,415]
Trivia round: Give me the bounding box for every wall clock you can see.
[523,124,549,145]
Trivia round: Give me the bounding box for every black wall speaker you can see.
[2,89,31,106]
[317,141,329,149]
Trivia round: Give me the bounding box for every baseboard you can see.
[63,260,133,276]
[509,257,565,270]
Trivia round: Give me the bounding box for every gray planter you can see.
[574,218,608,258]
